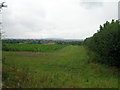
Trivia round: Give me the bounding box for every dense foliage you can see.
[2,43,67,52]
[84,20,120,67]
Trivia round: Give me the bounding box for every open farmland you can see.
[2,43,67,52]
[2,44,119,88]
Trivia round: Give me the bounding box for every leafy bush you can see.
[84,20,120,67]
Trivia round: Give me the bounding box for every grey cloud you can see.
[80,2,103,9]
[2,9,56,39]
[1,0,118,39]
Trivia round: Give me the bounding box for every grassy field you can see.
[2,45,119,88]
[3,43,66,52]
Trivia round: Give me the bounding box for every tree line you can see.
[2,39,83,45]
[84,20,120,68]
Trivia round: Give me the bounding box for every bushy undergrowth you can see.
[3,59,32,88]
[84,20,120,67]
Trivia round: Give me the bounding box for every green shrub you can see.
[84,20,120,67]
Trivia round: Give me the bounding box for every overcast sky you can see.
[1,0,119,39]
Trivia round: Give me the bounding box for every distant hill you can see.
[2,38,83,45]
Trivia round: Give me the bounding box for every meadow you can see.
[2,43,66,52]
[2,44,119,88]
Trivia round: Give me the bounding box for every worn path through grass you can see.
[3,45,119,88]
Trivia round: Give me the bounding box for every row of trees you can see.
[84,20,120,67]
[3,39,83,45]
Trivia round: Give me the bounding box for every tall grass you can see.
[2,45,119,88]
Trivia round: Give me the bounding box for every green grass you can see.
[3,45,119,88]
[2,43,66,52]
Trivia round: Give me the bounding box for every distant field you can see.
[2,45,119,88]
[2,43,67,52]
